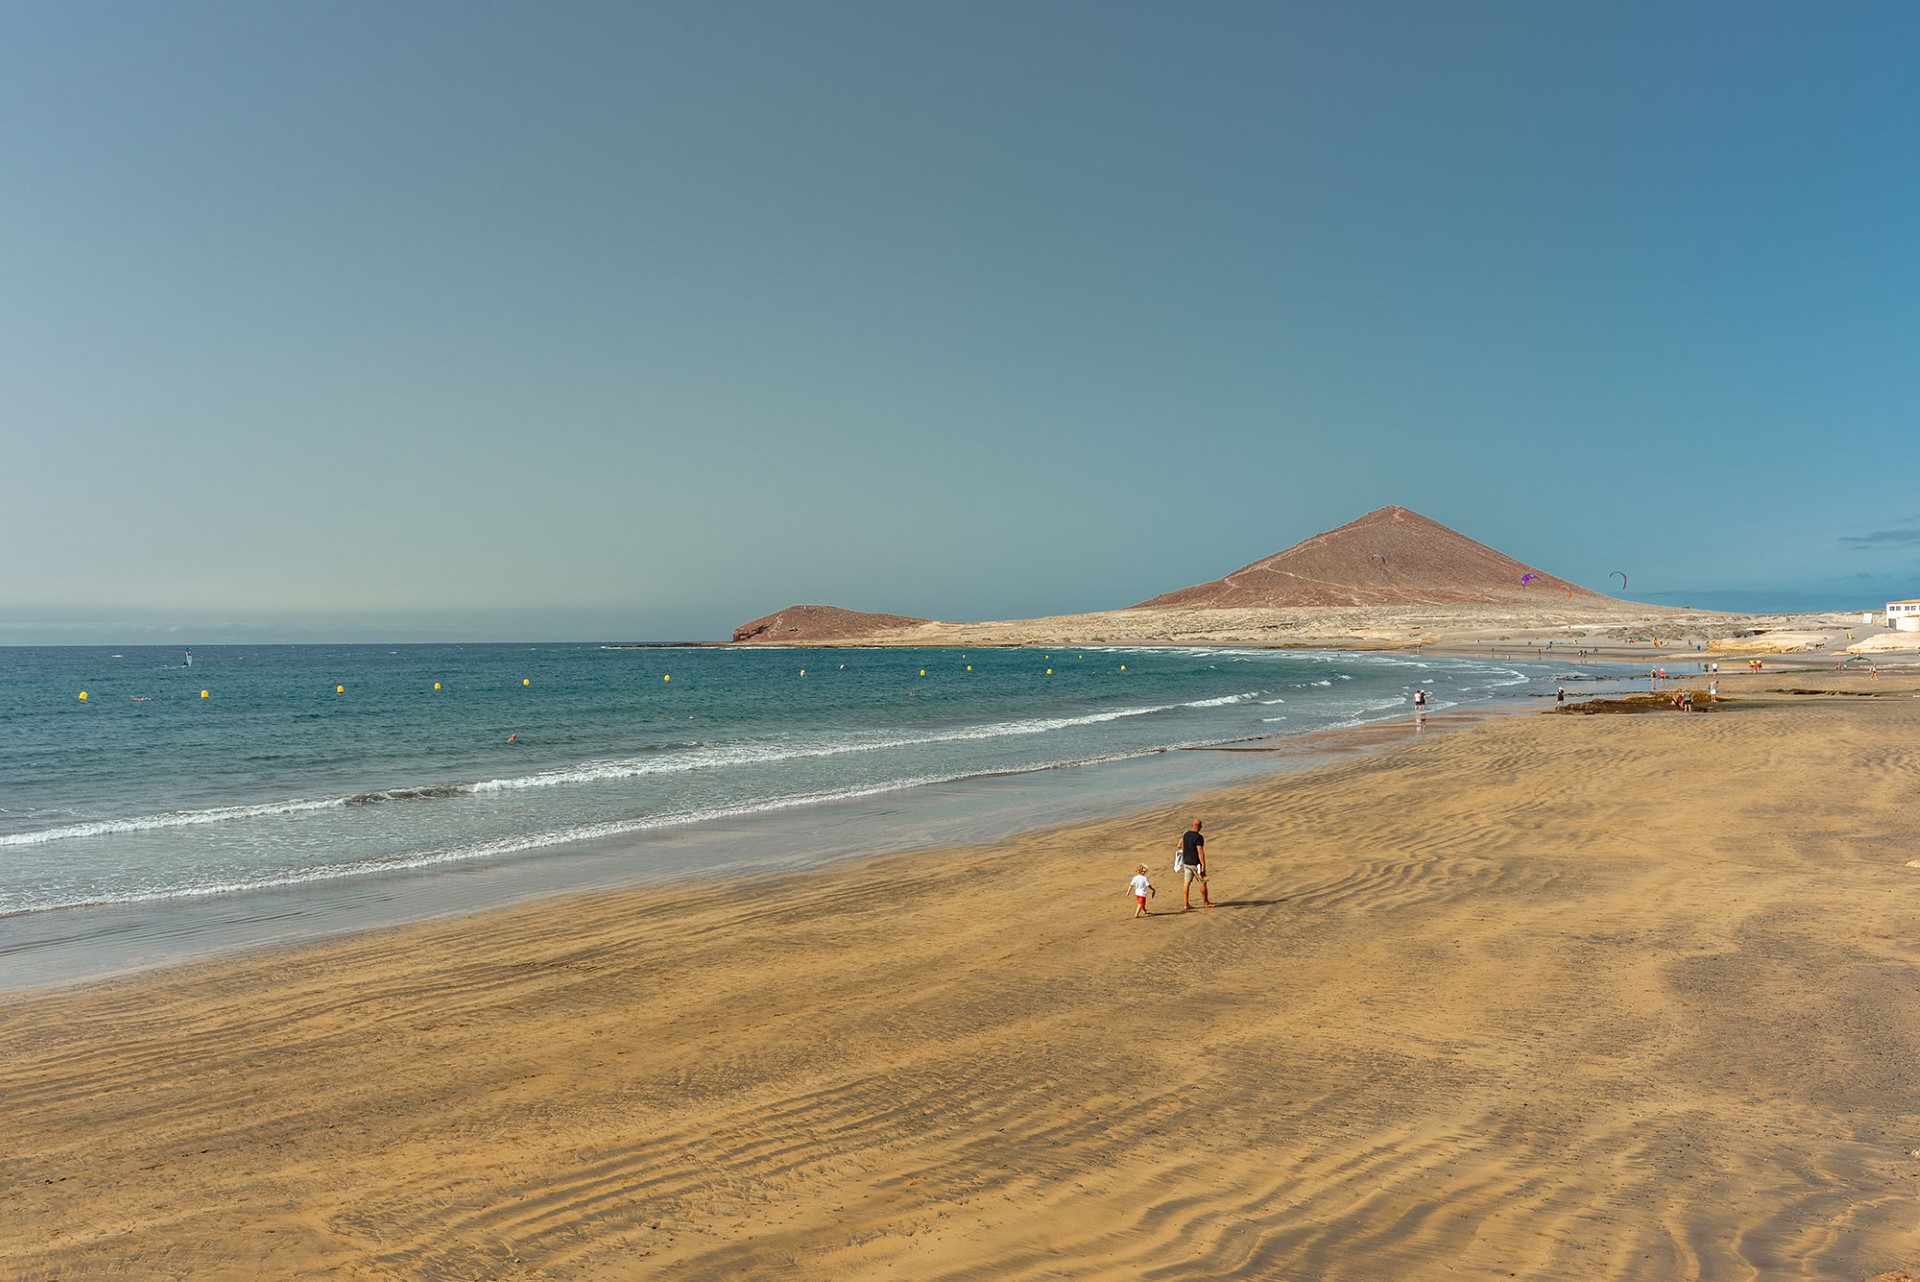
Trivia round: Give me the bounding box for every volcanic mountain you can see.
[730,506,1619,644]
[1133,506,1604,609]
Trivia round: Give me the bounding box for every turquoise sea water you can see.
[1,643,1581,986]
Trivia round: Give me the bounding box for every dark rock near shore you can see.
[732,605,932,644]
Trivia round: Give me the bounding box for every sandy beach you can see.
[6,672,1920,1280]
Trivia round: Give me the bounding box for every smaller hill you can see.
[732,605,932,644]
[1134,506,1604,609]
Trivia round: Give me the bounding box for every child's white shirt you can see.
[1130,873,1152,898]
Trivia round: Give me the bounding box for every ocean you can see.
[1,643,1578,987]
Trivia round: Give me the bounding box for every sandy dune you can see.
[770,601,1881,660]
[5,677,1920,1279]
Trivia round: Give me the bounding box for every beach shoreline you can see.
[3,644,1589,997]
[0,693,1527,996]
[6,673,1919,1279]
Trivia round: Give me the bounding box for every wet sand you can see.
[5,676,1920,1279]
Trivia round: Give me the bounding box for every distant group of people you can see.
[1128,818,1212,917]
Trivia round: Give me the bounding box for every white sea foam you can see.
[470,694,1259,791]
[1183,691,1261,708]
[0,690,1267,848]
[0,797,350,846]
[0,747,1179,915]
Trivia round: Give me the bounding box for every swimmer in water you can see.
[506,733,518,743]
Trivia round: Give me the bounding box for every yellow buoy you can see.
[800,669,807,676]
[919,669,926,677]
[433,682,441,691]
[336,685,345,694]
[200,690,209,699]
[523,678,530,686]
[966,665,972,671]
[77,691,88,701]
[1120,664,1126,672]
[663,674,670,682]
[1046,668,1053,675]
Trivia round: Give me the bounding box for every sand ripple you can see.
[4,682,1920,1278]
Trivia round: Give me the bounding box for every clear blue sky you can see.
[5,2,1917,642]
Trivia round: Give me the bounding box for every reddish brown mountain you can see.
[732,604,931,644]
[1133,506,1605,609]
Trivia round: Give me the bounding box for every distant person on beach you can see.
[1175,819,1211,909]
[1129,865,1155,918]
[1412,689,1427,717]
[1556,687,1566,705]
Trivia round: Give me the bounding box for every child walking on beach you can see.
[1129,865,1155,918]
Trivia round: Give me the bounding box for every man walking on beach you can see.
[1175,818,1212,910]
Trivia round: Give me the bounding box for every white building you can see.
[1886,599,1920,631]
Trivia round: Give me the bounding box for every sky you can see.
[4,2,1918,643]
